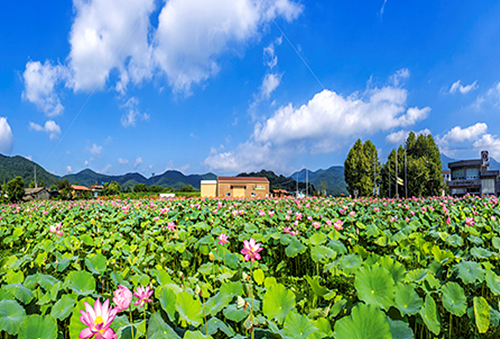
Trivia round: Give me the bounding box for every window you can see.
[452,168,465,180]
[254,185,265,190]
[482,179,495,194]
[451,188,465,195]
[466,167,479,179]
[251,192,256,197]
[225,192,231,197]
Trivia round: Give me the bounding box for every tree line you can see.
[344,132,445,198]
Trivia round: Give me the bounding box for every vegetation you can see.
[238,169,315,193]
[344,139,380,197]
[6,176,24,202]
[1,196,500,338]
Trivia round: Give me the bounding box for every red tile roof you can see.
[71,185,91,191]
[218,176,269,182]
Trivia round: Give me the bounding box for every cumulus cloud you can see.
[205,74,431,172]
[120,97,149,127]
[449,80,478,94]
[29,120,62,140]
[0,117,14,154]
[386,128,432,144]
[22,61,68,116]
[88,143,102,155]
[473,134,500,159]
[84,160,89,167]
[66,165,73,174]
[134,156,143,168]
[260,73,282,100]
[154,0,301,93]
[100,164,112,173]
[437,122,488,146]
[117,158,129,165]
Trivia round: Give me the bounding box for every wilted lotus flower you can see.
[134,285,154,308]
[79,299,117,339]
[241,238,263,262]
[113,285,132,312]
[218,233,229,245]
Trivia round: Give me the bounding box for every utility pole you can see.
[34,165,37,188]
[389,159,391,199]
[373,156,377,196]
[404,148,408,198]
[395,149,399,199]
[306,169,308,197]
[296,172,298,198]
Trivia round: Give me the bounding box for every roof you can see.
[272,189,288,193]
[217,176,269,182]
[24,187,47,194]
[448,159,484,169]
[71,185,91,191]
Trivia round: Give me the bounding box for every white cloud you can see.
[0,117,14,154]
[473,134,500,159]
[65,165,73,174]
[260,73,282,100]
[26,155,32,161]
[154,0,302,93]
[100,164,112,173]
[390,68,409,86]
[449,80,478,94]
[120,97,149,127]
[437,122,488,146]
[29,120,62,140]
[380,0,388,18]
[205,72,431,172]
[117,158,129,165]
[134,157,143,168]
[22,61,68,116]
[68,0,155,92]
[263,36,282,69]
[84,160,89,167]
[386,129,432,144]
[88,143,102,155]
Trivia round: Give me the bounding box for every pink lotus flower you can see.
[241,238,263,262]
[167,222,176,231]
[465,217,474,227]
[218,233,229,245]
[134,286,153,308]
[113,285,132,312]
[79,299,117,339]
[333,219,343,231]
[312,222,320,229]
[446,216,451,225]
[290,230,299,236]
[259,210,265,216]
[283,226,291,233]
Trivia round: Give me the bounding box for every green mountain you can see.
[237,169,314,193]
[290,166,348,196]
[0,154,58,187]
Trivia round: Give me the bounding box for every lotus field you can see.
[1,196,500,339]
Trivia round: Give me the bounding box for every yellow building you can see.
[200,177,270,198]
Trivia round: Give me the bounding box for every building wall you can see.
[201,182,217,197]
[218,181,269,198]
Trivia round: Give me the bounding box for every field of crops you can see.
[1,195,500,339]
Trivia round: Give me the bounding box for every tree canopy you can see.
[344,139,381,197]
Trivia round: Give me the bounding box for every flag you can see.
[397,177,404,186]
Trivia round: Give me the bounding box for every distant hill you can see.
[237,169,315,193]
[0,154,58,186]
[290,166,348,196]
[440,153,500,171]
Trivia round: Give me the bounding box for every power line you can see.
[272,19,325,91]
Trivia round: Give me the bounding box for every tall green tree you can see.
[7,176,25,202]
[344,139,380,197]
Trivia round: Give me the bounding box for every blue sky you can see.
[1,0,500,177]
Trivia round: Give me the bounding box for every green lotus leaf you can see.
[3,284,34,304]
[333,302,391,339]
[405,268,428,283]
[311,245,336,263]
[262,283,296,324]
[379,256,406,283]
[5,270,24,284]
[473,296,490,333]
[0,299,26,335]
[156,287,176,321]
[283,312,318,339]
[84,253,107,275]
[285,238,306,258]
[431,245,454,264]
[445,234,463,248]
[327,239,347,255]
[419,295,440,335]
[206,317,235,337]
[147,312,181,339]
[339,253,363,275]
[314,318,332,335]
[471,247,493,259]
[50,294,76,320]
[468,235,484,246]
[18,314,57,339]
[394,283,423,316]
[175,291,203,327]
[253,268,265,285]
[492,236,500,251]
[223,304,248,322]
[305,275,329,297]
[485,269,500,295]
[309,232,327,245]
[24,273,59,291]
[66,270,95,295]
[441,282,467,316]
[184,330,213,339]
[220,281,243,299]
[354,265,395,310]
[454,260,485,284]
[491,307,500,327]
[387,318,414,339]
